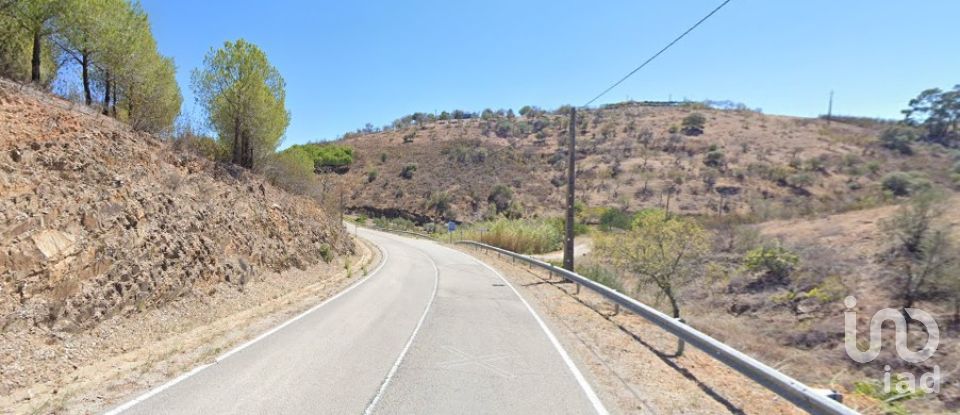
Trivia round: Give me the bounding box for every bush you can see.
[319,244,333,263]
[881,171,930,196]
[488,184,514,214]
[367,169,379,183]
[879,126,918,155]
[495,120,513,138]
[704,149,725,167]
[280,144,354,170]
[681,113,706,136]
[175,134,228,161]
[402,132,415,143]
[466,218,563,254]
[786,172,815,189]
[743,246,799,283]
[576,264,624,292]
[400,163,417,179]
[426,191,452,216]
[599,207,632,231]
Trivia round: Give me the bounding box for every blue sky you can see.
[140,0,960,147]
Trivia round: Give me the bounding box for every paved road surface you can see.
[106,226,607,414]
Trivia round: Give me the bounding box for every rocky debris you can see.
[0,79,352,339]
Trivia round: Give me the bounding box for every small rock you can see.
[9,149,22,162]
[31,230,77,260]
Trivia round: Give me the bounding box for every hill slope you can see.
[334,103,953,222]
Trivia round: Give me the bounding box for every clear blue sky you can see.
[140,0,960,147]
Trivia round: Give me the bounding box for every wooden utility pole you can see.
[563,107,576,271]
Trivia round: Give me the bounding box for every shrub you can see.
[576,264,624,292]
[704,149,725,167]
[379,152,388,163]
[879,126,918,155]
[280,144,354,170]
[854,376,924,415]
[466,218,563,254]
[881,171,930,196]
[786,172,815,189]
[400,163,417,179]
[599,207,632,231]
[488,184,514,214]
[426,191,452,216]
[743,246,799,283]
[495,120,513,138]
[367,169,379,183]
[175,135,228,161]
[402,131,416,143]
[319,244,333,263]
[681,113,706,135]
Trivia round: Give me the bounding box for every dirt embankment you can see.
[0,79,353,403]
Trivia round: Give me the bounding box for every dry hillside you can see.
[333,103,954,223]
[0,80,352,399]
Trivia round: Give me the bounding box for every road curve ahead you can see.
[107,226,608,415]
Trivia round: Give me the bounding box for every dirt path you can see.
[533,236,593,262]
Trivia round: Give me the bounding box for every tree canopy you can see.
[0,0,181,133]
[192,39,290,169]
[595,209,710,319]
[903,85,960,146]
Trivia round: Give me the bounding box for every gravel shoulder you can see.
[454,244,805,415]
[1,236,378,415]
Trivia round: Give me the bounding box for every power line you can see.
[582,0,733,108]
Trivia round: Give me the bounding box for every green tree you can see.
[56,0,114,105]
[903,85,960,145]
[595,209,710,320]
[2,0,63,84]
[192,39,290,169]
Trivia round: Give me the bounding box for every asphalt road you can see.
[106,227,607,415]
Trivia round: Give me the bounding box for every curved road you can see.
[106,227,608,414]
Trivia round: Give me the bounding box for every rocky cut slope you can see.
[0,79,352,334]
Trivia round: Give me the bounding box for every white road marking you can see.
[363,249,440,415]
[466,254,611,415]
[103,244,389,415]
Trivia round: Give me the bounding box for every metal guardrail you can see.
[456,240,858,415]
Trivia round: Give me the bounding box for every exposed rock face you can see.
[0,79,352,333]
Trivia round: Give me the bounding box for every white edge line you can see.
[363,251,440,415]
[103,242,390,415]
[467,254,610,415]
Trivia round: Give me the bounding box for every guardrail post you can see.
[613,303,620,316]
[574,283,580,295]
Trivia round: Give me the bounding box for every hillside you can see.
[333,103,954,223]
[0,79,352,402]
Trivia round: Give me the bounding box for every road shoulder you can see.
[5,237,380,415]
[453,244,803,415]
